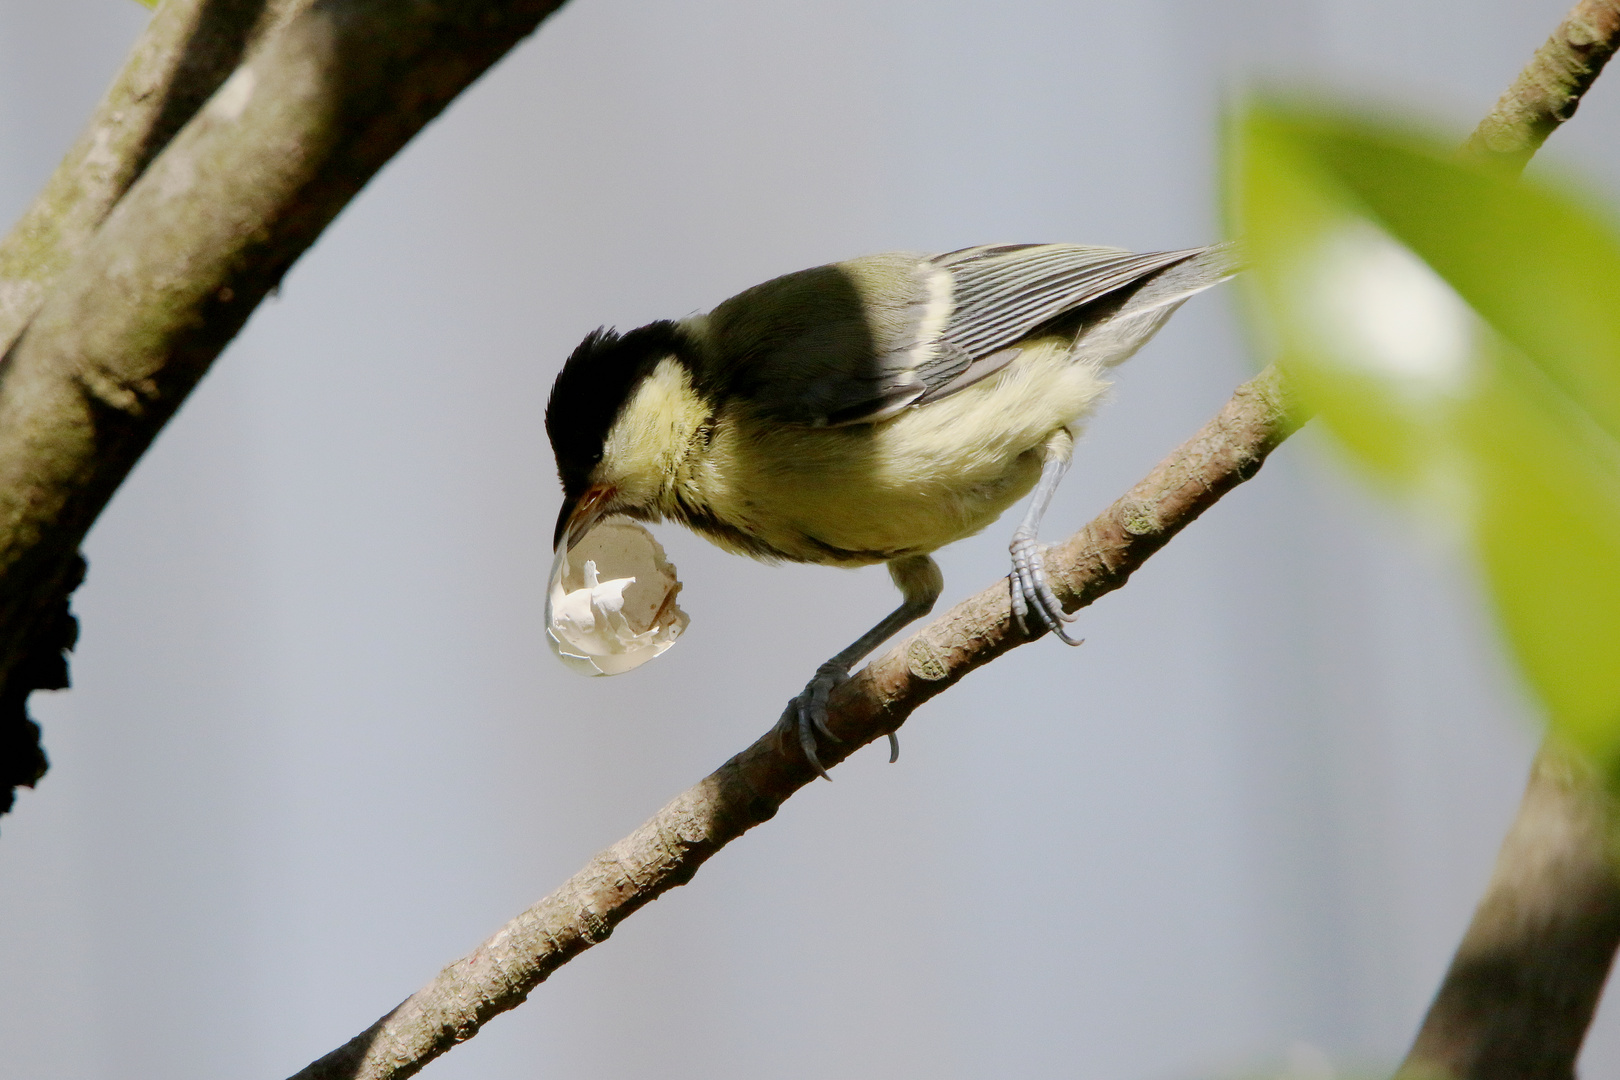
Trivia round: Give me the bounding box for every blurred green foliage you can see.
[1227,101,1620,776]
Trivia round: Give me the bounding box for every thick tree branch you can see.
[1400,747,1620,1080]
[0,0,295,814]
[0,0,571,768]
[0,0,305,356]
[287,368,1305,1080]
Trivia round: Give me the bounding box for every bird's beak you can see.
[553,483,615,554]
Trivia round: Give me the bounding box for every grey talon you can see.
[788,554,943,777]
[798,711,832,781]
[545,243,1233,776]
[1007,432,1086,646]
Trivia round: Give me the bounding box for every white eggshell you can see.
[545,518,689,676]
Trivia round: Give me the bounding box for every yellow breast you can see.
[679,338,1109,566]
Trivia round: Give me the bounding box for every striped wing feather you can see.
[716,244,1221,427]
[934,243,1205,355]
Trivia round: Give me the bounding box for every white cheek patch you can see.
[546,518,688,675]
[602,357,700,488]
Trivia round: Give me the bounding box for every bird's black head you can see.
[545,320,692,547]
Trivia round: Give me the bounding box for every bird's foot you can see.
[791,659,850,780]
[1009,531,1084,645]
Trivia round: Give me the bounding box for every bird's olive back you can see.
[702,253,937,426]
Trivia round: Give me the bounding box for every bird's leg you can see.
[1009,429,1084,645]
[793,554,943,779]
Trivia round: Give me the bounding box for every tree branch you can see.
[0,0,305,356]
[0,0,572,811]
[287,368,1305,1080]
[1395,4,1620,1075]
[3,0,1613,1071]
[287,1,1620,1074]
[1400,747,1620,1080]
[0,0,299,816]
[1461,0,1620,172]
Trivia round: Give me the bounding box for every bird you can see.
[545,242,1234,777]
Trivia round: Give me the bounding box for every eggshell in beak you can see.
[546,518,688,675]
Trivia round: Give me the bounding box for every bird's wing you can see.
[703,252,965,427]
[911,242,1233,404]
[939,243,1205,349]
[705,244,1226,427]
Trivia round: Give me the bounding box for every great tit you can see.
[546,242,1234,777]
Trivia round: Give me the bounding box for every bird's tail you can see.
[1082,242,1240,368]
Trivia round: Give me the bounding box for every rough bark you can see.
[1400,748,1620,1080]
[0,556,80,816]
[0,0,293,819]
[0,0,307,356]
[0,0,571,816]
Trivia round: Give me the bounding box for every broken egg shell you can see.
[546,517,688,676]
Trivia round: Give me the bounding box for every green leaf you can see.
[1227,101,1620,772]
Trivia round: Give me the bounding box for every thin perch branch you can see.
[0,0,1608,1070]
[1461,0,1620,172]
[286,368,1305,1080]
[289,2,1620,1075]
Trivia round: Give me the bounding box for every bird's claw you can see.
[791,660,850,780]
[1009,532,1084,646]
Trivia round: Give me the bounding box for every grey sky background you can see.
[2,1,1618,1078]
